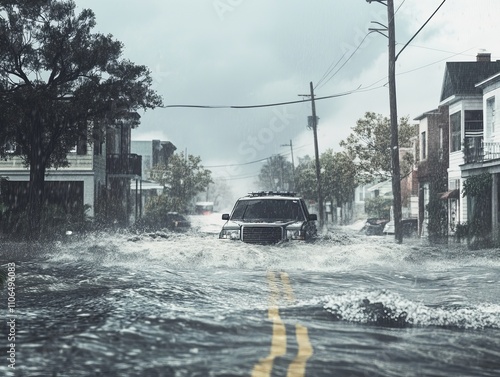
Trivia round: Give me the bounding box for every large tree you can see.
[149,153,213,213]
[339,112,417,183]
[294,155,317,201]
[0,0,162,238]
[202,179,234,212]
[321,149,358,222]
[257,154,294,192]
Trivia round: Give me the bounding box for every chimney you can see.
[477,52,491,62]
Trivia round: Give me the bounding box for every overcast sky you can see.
[77,0,500,194]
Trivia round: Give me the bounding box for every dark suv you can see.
[219,192,317,244]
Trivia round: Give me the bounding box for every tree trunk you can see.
[27,112,47,241]
[28,161,47,240]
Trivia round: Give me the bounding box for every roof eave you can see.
[414,108,440,121]
[476,71,500,89]
[439,95,457,107]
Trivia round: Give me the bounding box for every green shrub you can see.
[365,196,392,219]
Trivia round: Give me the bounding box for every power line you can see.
[205,155,275,169]
[315,0,444,92]
[394,0,407,15]
[205,143,313,169]
[397,43,477,57]
[315,32,374,91]
[313,0,407,91]
[161,88,359,110]
[216,173,260,181]
[396,47,475,75]
[314,50,349,89]
[163,13,463,116]
[391,0,407,22]
[395,0,447,61]
[162,44,472,117]
[353,46,477,94]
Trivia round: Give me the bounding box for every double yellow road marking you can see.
[252,271,313,377]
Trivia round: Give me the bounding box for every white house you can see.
[0,143,106,218]
[460,70,500,241]
[438,53,500,233]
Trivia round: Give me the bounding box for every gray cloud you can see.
[76,0,500,193]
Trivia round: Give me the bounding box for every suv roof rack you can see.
[247,191,298,197]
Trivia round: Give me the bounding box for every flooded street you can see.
[1,214,500,377]
[2,2,500,377]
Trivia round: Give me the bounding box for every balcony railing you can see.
[483,141,500,161]
[463,138,500,164]
[107,153,142,177]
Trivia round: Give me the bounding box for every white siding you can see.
[0,144,97,171]
[0,143,102,217]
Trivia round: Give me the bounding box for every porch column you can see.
[83,176,95,217]
[493,173,499,243]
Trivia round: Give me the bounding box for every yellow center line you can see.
[286,324,314,377]
[280,272,296,303]
[252,271,313,377]
[252,272,287,377]
[280,272,314,377]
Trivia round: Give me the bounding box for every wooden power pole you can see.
[386,0,403,243]
[309,82,324,229]
[368,0,447,243]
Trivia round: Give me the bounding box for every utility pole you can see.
[310,82,324,229]
[299,82,324,228]
[280,139,295,191]
[367,0,402,243]
[387,0,402,244]
[367,0,447,243]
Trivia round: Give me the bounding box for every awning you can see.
[440,189,459,200]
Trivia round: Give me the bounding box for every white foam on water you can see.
[321,289,500,330]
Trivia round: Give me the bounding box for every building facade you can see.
[131,140,176,181]
[415,105,449,237]
[0,114,142,228]
[461,70,500,242]
[438,53,500,235]
[130,140,177,220]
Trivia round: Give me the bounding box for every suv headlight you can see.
[219,229,241,240]
[286,228,306,240]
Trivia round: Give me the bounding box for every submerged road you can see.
[1,215,500,376]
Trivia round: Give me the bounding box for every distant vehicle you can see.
[195,201,214,215]
[165,212,191,231]
[219,191,317,244]
[383,218,418,237]
[362,218,390,236]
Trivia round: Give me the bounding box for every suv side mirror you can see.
[308,214,317,221]
[222,214,230,220]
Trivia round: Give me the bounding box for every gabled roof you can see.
[440,61,500,103]
[366,180,392,193]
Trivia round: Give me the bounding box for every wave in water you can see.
[320,289,500,330]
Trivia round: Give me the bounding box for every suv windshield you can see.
[230,199,303,221]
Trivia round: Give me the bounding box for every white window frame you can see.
[486,96,495,137]
[421,131,427,160]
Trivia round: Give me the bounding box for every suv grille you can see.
[242,226,283,244]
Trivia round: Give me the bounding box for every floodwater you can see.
[1,214,499,377]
